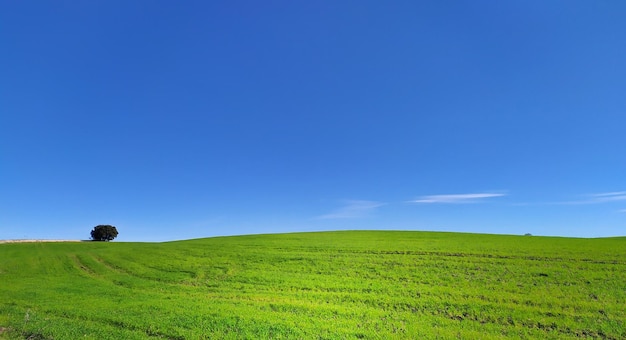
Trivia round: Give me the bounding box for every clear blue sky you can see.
[1,1,625,241]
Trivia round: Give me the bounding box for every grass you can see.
[0,230,625,339]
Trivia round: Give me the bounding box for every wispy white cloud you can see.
[410,192,506,204]
[590,191,626,197]
[556,191,626,205]
[318,200,385,219]
[588,192,626,202]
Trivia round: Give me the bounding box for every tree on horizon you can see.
[90,225,118,241]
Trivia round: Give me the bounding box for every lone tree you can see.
[90,225,119,241]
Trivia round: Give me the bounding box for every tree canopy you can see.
[90,225,119,241]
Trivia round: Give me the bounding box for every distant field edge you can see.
[164,229,626,243]
[2,230,624,245]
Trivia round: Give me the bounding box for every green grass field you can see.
[1,231,624,339]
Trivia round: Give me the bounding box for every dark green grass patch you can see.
[1,231,625,339]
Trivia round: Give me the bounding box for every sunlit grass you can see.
[1,231,624,339]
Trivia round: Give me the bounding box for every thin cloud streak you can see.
[591,191,626,197]
[589,192,626,202]
[557,192,626,205]
[318,200,385,219]
[410,193,506,204]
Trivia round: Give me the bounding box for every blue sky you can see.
[1,1,625,241]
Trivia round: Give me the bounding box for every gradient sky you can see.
[1,1,625,241]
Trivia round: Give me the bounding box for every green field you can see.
[1,231,624,339]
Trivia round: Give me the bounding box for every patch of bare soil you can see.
[0,240,82,244]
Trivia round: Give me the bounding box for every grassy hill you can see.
[1,231,624,339]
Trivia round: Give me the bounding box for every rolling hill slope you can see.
[1,231,624,339]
